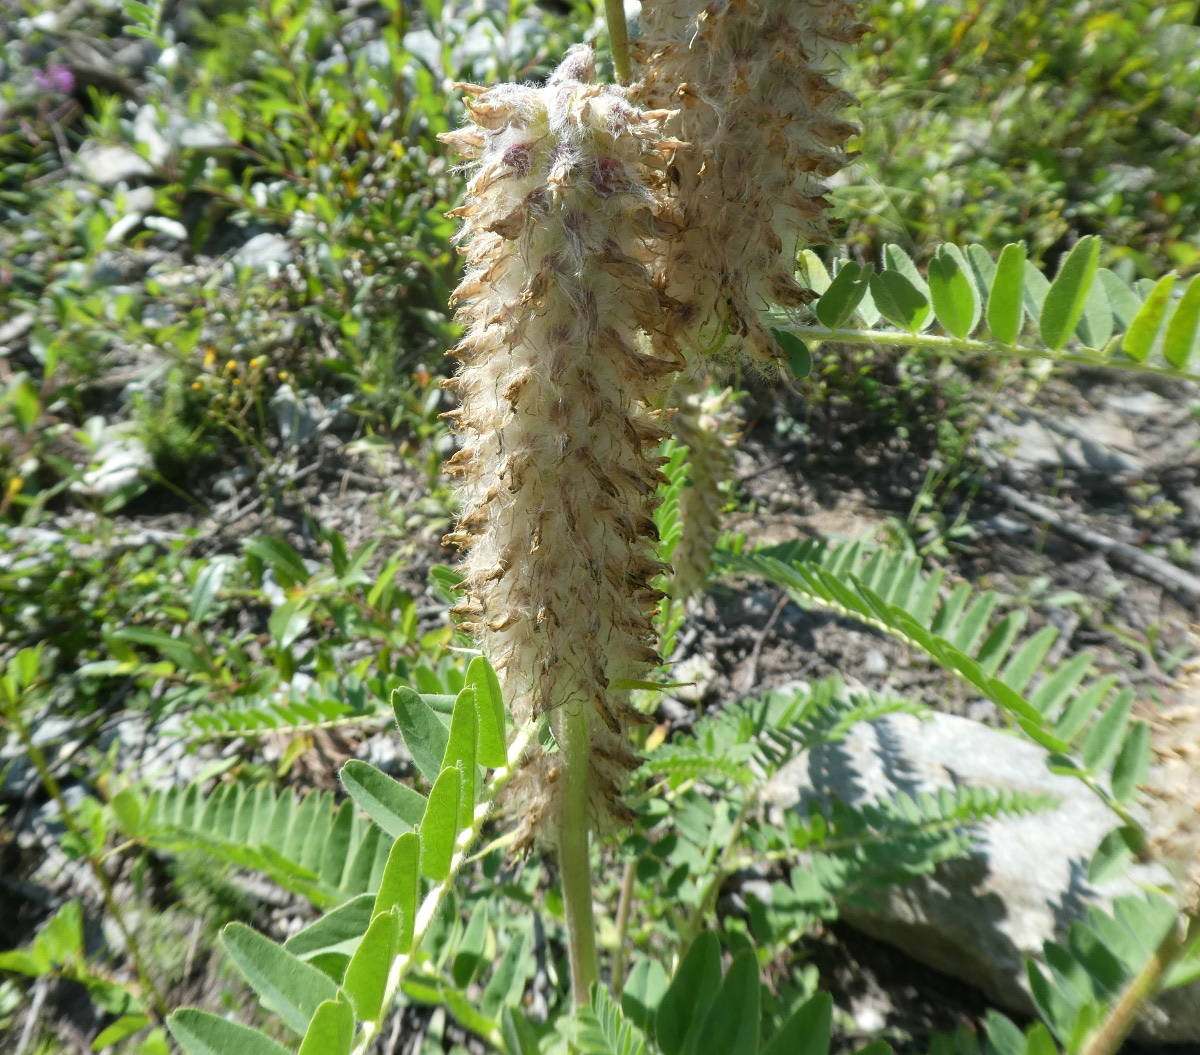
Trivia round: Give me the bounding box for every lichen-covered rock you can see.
[634,0,865,361]
[439,47,683,848]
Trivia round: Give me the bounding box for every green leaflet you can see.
[168,1010,292,1055]
[1122,273,1175,362]
[341,908,399,1021]
[297,999,354,1055]
[928,244,978,338]
[221,923,338,1035]
[870,269,930,332]
[696,949,760,1055]
[443,687,478,829]
[286,894,376,961]
[656,932,722,1055]
[1039,235,1099,350]
[375,831,420,950]
[340,760,428,838]
[763,993,832,1055]
[419,765,461,880]
[1163,273,1200,368]
[815,260,871,329]
[392,685,450,782]
[467,655,508,768]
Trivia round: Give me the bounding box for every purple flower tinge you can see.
[34,64,75,95]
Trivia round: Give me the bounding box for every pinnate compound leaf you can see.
[340,760,427,838]
[391,686,450,782]
[928,245,978,338]
[168,1010,292,1055]
[1122,273,1176,362]
[656,931,722,1055]
[1163,273,1200,368]
[298,998,354,1055]
[419,766,461,880]
[573,984,650,1055]
[221,922,338,1035]
[763,991,832,1055]
[987,242,1026,344]
[1039,236,1100,350]
[341,909,399,1021]
[467,656,508,767]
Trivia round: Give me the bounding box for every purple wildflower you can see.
[34,64,75,96]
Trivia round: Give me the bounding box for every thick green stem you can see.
[555,703,599,1006]
[1080,910,1198,1055]
[603,0,631,84]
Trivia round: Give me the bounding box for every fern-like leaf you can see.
[721,538,1151,825]
[778,240,1200,383]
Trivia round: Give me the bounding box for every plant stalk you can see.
[555,703,600,1006]
[603,0,631,84]
[1080,909,1198,1055]
[611,857,637,996]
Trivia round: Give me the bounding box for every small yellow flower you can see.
[232,377,242,387]
[248,356,264,370]
[203,347,217,369]
[190,381,204,392]
[5,476,23,499]
[278,370,290,382]
[225,360,239,373]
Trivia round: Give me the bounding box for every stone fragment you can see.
[765,710,1199,1042]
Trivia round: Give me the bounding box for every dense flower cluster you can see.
[438,46,684,847]
[634,0,865,361]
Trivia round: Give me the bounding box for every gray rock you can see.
[143,215,187,242]
[979,409,1143,474]
[764,710,1199,1042]
[669,654,717,704]
[74,143,154,186]
[232,232,293,273]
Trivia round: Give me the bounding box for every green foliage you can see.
[846,0,1200,273]
[787,239,1200,383]
[722,538,1153,821]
